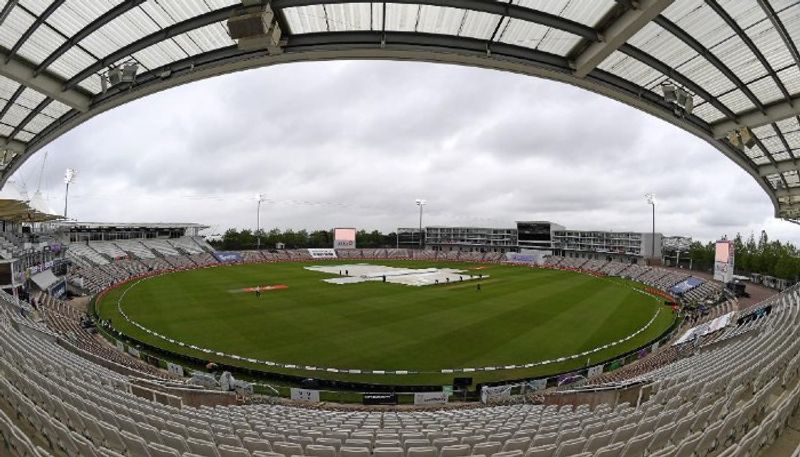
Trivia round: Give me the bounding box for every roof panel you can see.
[691,101,726,123]
[384,3,420,32]
[283,5,329,34]
[536,28,581,56]
[709,34,767,83]
[16,88,46,110]
[717,89,756,113]
[629,22,698,69]
[677,55,735,96]
[78,7,160,59]
[184,23,233,53]
[662,0,732,49]
[416,5,465,36]
[0,77,21,101]
[17,24,67,65]
[18,0,50,16]
[39,100,72,119]
[459,11,502,41]
[0,104,32,127]
[747,75,786,105]
[14,131,34,142]
[777,4,800,56]
[747,15,795,70]
[0,7,34,50]
[497,17,549,50]
[48,45,97,81]
[777,117,800,136]
[147,0,214,24]
[325,3,374,32]
[597,51,665,93]
[716,0,767,30]
[777,65,800,94]
[131,39,191,70]
[48,0,117,37]
[0,125,12,138]
[24,113,54,134]
[513,0,615,28]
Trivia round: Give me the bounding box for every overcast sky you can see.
[9,60,800,244]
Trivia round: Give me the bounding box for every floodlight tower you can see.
[645,193,656,264]
[255,193,264,250]
[63,168,76,219]
[415,199,426,249]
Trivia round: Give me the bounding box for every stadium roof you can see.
[0,1,798,218]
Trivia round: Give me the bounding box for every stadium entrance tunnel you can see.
[0,1,798,219]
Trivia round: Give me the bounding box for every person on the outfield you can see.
[255,286,261,298]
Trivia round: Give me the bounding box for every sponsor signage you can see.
[414,392,448,405]
[127,346,141,358]
[363,393,398,405]
[49,279,67,299]
[587,365,603,378]
[290,388,320,402]
[442,385,454,396]
[213,251,243,263]
[115,341,125,352]
[308,248,337,259]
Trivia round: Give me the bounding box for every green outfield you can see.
[96,261,676,385]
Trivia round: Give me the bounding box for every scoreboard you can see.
[333,228,356,249]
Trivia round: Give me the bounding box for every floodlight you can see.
[255,193,264,203]
[121,63,138,83]
[676,89,689,107]
[738,127,756,149]
[661,83,677,102]
[683,96,694,115]
[64,168,76,185]
[108,67,122,85]
[645,193,656,206]
[727,131,742,149]
[415,199,426,206]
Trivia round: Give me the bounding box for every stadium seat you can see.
[372,447,404,457]
[523,444,556,457]
[340,446,370,457]
[243,437,273,453]
[591,443,624,457]
[274,442,304,456]
[305,444,337,457]
[440,444,471,457]
[218,445,252,457]
[472,442,502,456]
[501,437,530,453]
[553,437,586,457]
[406,446,437,457]
[120,430,151,457]
[186,438,220,457]
[147,442,182,457]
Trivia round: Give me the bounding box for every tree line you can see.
[687,231,800,281]
[211,228,398,250]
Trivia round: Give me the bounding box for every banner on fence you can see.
[308,248,337,259]
[363,393,398,405]
[167,362,184,377]
[115,341,125,352]
[290,388,320,402]
[414,391,449,405]
[481,385,512,404]
[127,346,140,358]
[213,251,243,263]
[525,379,547,392]
[587,364,603,378]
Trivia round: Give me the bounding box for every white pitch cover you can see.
[290,388,320,402]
